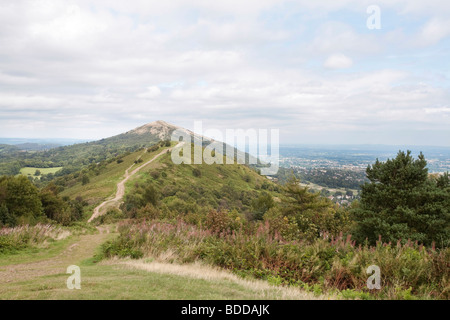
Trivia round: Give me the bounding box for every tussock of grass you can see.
[0,224,70,254]
[109,258,333,300]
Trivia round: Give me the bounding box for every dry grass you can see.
[0,224,70,245]
[108,257,337,300]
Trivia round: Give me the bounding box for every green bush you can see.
[192,168,202,177]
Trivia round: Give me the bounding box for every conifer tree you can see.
[352,151,450,247]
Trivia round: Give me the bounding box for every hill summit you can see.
[125,120,179,140]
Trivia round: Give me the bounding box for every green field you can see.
[300,182,359,196]
[19,167,63,179]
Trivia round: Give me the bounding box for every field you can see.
[19,167,63,179]
[299,182,359,196]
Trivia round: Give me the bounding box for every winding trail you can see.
[88,144,178,223]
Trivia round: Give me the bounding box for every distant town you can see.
[275,145,450,206]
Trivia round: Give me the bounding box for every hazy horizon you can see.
[2,134,450,151]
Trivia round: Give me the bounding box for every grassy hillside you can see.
[0,121,177,176]
[58,146,170,218]
[55,140,279,223]
[122,147,281,217]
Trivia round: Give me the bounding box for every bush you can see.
[148,145,160,152]
[81,175,90,185]
[0,175,44,226]
[150,171,160,180]
[192,168,202,177]
[205,210,242,234]
[91,208,124,225]
[251,192,275,220]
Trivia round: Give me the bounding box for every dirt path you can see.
[0,227,111,286]
[88,145,178,223]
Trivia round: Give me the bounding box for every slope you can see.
[0,120,178,176]
[57,140,280,223]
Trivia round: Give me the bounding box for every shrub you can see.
[205,210,242,234]
[150,171,160,180]
[103,219,450,299]
[91,208,124,225]
[0,175,44,226]
[251,192,275,220]
[81,175,90,185]
[192,168,202,177]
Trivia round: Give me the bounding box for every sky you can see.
[0,0,449,146]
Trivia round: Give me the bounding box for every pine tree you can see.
[281,177,338,240]
[351,151,450,247]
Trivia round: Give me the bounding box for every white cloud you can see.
[323,54,353,69]
[424,107,450,114]
[0,0,448,145]
[416,18,450,46]
[137,86,162,99]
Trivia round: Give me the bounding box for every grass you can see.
[0,223,324,300]
[118,259,328,300]
[299,182,359,196]
[0,262,325,300]
[0,235,73,267]
[105,219,449,300]
[123,147,282,216]
[0,224,70,257]
[0,223,96,266]
[60,142,277,222]
[128,145,275,192]
[60,146,172,219]
[0,264,301,300]
[19,167,63,179]
[60,151,144,201]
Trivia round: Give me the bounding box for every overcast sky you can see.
[0,0,449,146]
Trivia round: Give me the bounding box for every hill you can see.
[0,120,179,176]
[56,140,279,222]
